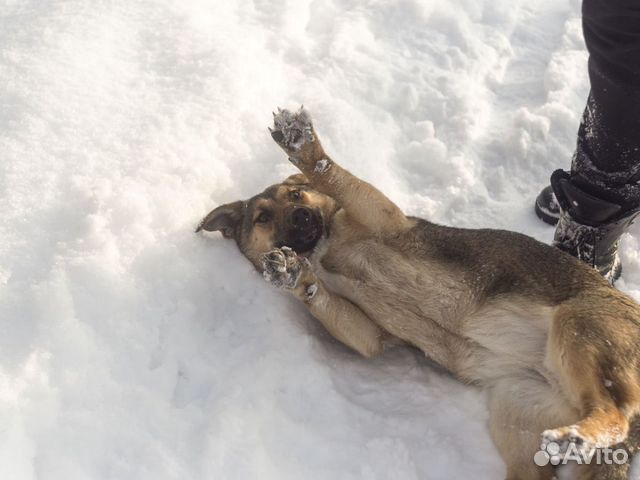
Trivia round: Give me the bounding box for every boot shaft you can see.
[550,169,640,284]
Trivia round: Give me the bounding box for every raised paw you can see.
[269,106,315,157]
[261,246,308,289]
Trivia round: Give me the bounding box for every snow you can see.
[314,158,330,174]
[1,0,639,479]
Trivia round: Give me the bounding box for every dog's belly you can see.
[458,300,556,384]
[314,240,556,384]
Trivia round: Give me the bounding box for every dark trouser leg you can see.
[571,0,640,209]
[544,0,640,283]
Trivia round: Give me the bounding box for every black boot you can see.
[549,169,640,284]
[534,185,560,226]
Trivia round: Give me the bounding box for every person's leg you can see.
[536,0,640,283]
[572,0,640,206]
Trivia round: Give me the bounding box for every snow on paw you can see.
[540,426,594,463]
[269,106,315,154]
[261,246,305,289]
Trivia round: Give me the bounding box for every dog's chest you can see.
[309,219,556,382]
[310,224,470,336]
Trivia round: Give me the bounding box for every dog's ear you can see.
[196,201,245,238]
[283,173,309,186]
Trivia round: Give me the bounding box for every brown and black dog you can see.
[197,107,640,479]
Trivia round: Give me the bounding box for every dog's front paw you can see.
[269,107,316,161]
[261,247,308,289]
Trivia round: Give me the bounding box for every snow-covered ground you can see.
[2,0,640,479]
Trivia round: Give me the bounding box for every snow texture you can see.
[306,284,318,298]
[1,0,640,479]
[314,158,331,174]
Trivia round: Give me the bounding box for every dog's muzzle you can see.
[281,206,323,253]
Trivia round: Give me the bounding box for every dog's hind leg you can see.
[268,107,410,234]
[542,293,640,457]
[488,374,579,480]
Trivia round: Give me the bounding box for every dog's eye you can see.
[256,211,271,224]
[290,190,302,201]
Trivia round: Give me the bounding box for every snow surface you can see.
[2,0,640,479]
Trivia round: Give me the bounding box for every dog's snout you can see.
[281,206,322,253]
[291,207,313,229]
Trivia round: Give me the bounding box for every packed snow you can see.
[1,0,640,479]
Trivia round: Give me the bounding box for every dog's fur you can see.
[198,108,640,480]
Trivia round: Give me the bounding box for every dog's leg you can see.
[269,107,410,234]
[488,375,580,480]
[541,294,640,460]
[262,247,387,358]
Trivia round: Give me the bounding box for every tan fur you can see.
[199,108,640,480]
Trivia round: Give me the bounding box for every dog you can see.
[197,107,640,480]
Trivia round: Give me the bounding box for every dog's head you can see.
[197,174,337,269]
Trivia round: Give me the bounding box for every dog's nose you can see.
[291,207,313,229]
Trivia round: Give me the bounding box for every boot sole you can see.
[606,255,623,285]
[534,202,560,226]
